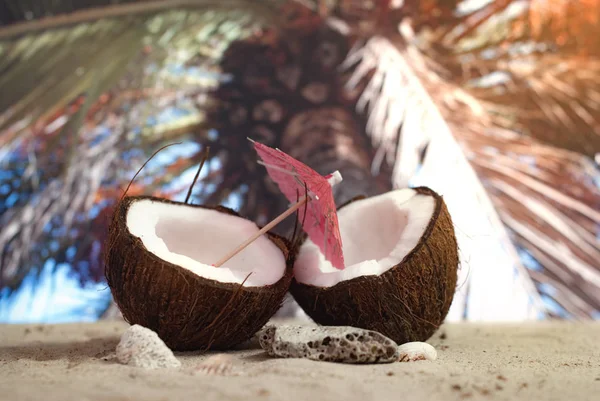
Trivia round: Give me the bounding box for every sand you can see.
[1,319,599,401]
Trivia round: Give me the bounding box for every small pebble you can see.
[116,324,181,370]
[397,342,437,362]
[258,324,399,364]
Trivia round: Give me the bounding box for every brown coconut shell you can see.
[289,187,459,344]
[105,195,294,351]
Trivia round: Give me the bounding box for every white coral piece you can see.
[116,324,181,369]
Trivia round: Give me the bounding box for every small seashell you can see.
[397,342,437,362]
[192,354,234,376]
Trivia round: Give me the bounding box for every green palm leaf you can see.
[0,1,281,291]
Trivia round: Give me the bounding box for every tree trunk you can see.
[199,2,395,236]
[279,106,391,208]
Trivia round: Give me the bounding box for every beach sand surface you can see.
[1,319,599,401]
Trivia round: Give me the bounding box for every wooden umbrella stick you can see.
[213,196,309,267]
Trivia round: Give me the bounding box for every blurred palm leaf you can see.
[338,0,599,318]
[340,33,546,320]
[0,0,283,291]
[520,0,600,56]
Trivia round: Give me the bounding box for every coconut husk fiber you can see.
[290,187,459,345]
[105,195,294,351]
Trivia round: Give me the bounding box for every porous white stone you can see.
[116,324,181,370]
[258,324,399,364]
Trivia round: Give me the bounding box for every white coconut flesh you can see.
[126,199,287,287]
[294,189,435,288]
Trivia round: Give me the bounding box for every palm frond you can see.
[342,33,547,320]
[340,0,600,318]
[426,1,600,156]
[0,0,282,38]
[434,0,600,57]
[520,0,600,56]
[466,130,600,312]
[0,2,281,135]
[0,2,277,290]
[461,54,600,157]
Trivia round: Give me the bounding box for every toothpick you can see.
[213,195,310,267]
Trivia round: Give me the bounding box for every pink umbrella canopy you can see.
[251,139,345,270]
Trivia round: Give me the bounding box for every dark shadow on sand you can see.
[239,351,272,362]
[0,336,120,363]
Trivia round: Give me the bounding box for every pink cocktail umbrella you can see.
[213,139,345,270]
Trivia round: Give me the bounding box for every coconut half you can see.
[105,196,293,351]
[290,187,458,344]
